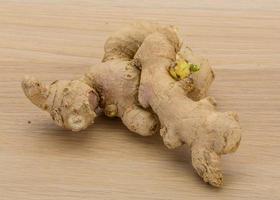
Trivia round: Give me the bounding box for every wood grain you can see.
[0,1,280,199]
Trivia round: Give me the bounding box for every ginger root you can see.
[135,30,241,187]
[22,22,241,187]
[22,77,99,131]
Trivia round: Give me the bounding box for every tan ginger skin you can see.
[22,22,241,187]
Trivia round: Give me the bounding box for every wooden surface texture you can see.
[0,0,280,199]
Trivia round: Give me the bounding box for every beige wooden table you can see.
[0,1,280,199]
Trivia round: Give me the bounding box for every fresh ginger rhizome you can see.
[22,22,241,187]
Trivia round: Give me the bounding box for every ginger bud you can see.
[169,59,200,80]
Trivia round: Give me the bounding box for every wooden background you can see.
[0,0,280,199]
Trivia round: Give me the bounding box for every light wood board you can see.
[0,0,280,199]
